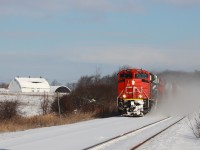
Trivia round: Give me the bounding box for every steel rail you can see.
[84,117,171,150]
[131,116,185,150]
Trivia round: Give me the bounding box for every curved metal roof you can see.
[50,86,71,93]
[12,77,50,89]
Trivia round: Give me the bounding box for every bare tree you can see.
[51,80,61,86]
[0,82,9,88]
[188,113,200,138]
[40,93,50,115]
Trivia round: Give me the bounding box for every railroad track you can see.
[85,117,185,150]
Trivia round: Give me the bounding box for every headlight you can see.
[132,80,135,85]
[139,94,142,98]
[122,94,126,98]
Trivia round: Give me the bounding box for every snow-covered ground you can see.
[0,93,55,116]
[0,114,167,150]
[0,113,198,150]
[138,118,200,150]
[1,82,200,150]
[91,117,183,150]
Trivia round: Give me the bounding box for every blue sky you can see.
[0,0,200,83]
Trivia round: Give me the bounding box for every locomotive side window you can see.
[135,73,148,79]
[120,73,133,79]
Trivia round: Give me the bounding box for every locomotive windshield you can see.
[120,73,133,79]
[135,73,148,79]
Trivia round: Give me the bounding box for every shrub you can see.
[71,74,118,116]
[0,101,19,120]
[94,102,118,118]
[51,73,118,117]
[51,94,74,114]
[188,113,200,138]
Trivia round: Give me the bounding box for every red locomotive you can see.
[117,68,159,116]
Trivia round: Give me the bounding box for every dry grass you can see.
[0,113,96,132]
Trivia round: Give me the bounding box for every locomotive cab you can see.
[117,69,158,116]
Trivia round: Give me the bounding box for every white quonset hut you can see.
[50,86,71,94]
[8,77,50,93]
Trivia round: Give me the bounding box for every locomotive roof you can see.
[118,68,150,74]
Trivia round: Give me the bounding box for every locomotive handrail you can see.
[141,88,149,99]
[117,89,124,99]
[134,87,149,99]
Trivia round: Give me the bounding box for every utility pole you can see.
[57,92,61,123]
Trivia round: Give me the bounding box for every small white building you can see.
[8,77,50,93]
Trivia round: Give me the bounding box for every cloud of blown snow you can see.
[154,72,200,117]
